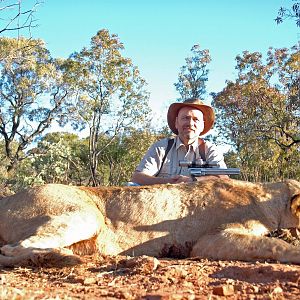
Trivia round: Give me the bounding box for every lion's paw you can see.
[1,244,23,257]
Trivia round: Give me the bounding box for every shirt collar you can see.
[175,136,199,151]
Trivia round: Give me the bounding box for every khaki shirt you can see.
[135,136,227,178]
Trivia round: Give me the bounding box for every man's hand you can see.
[169,175,193,184]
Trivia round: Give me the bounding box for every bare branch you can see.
[275,1,300,27]
[0,0,42,36]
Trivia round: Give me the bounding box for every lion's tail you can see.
[0,248,82,267]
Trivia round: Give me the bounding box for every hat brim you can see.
[167,102,215,135]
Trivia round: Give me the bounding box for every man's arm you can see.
[131,171,226,185]
[131,171,193,185]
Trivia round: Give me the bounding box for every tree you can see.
[98,128,165,186]
[40,132,90,180]
[212,45,300,181]
[0,0,41,36]
[0,37,69,172]
[30,133,87,185]
[275,0,300,27]
[64,29,151,186]
[13,132,90,189]
[174,44,211,100]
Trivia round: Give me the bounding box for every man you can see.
[131,98,227,185]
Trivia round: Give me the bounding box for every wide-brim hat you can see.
[167,98,215,136]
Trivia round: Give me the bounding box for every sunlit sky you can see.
[2,0,300,128]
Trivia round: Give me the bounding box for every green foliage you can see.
[0,31,153,188]
[2,19,298,188]
[13,132,90,189]
[12,129,163,188]
[32,140,73,184]
[0,37,69,172]
[0,139,12,183]
[63,29,151,186]
[174,44,211,100]
[212,45,300,182]
[97,128,168,186]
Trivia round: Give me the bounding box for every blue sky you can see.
[3,0,300,125]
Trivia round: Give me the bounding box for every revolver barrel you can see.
[189,168,241,176]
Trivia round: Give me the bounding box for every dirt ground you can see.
[1,254,300,300]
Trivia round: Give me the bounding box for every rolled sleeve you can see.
[135,138,169,176]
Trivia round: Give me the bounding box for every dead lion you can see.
[0,178,300,266]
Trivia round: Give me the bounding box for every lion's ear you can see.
[290,194,300,217]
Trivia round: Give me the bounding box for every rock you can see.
[213,285,235,296]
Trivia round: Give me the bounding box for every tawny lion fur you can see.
[1,178,300,266]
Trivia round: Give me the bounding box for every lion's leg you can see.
[0,209,104,265]
[191,222,300,264]
[0,247,82,267]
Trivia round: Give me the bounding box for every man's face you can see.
[175,107,204,145]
